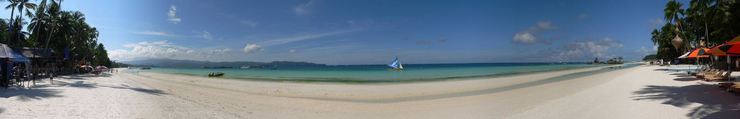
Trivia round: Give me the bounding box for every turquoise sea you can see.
[134,63,621,83]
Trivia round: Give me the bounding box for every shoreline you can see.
[136,63,633,84]
[125,64,635,103]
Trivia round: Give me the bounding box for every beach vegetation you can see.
[651,0,740,61]
[0,0,111,68]
[642,54,659,61]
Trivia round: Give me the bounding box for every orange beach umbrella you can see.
[707,36,740,56]
[707,44,731,56]
[687,48,710,58]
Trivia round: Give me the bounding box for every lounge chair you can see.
[727,82,740,93]
[697,69,719,79]
[705,71,732,81]
[696,69,713,78]
[719,82,735,88]
[691,68,709,76]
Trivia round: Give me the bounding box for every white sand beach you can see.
[1,64,739,119]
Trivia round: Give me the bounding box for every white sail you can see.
[398,61,403,69]
[388,57,403,70]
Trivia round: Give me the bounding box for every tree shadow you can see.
[632,84,740,119]
[654,68,670,71]
[670,73,693,77]
[68,81,97,89]
[674,77,700,81]
[98,84,167,96]
[0,107,4,114]
[35,81,98,89]
[58,73,113,80]
[0,88,64,101]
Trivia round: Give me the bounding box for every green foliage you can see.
[0,0,111,67]
[651,0,740,61]
[642,54,658,61]
[111,61,132,68]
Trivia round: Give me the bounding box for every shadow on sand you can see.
[673,77,700,82]
[57,73,113,80]
[632,84,740,119]
[0,88,64,101]
[669,73,693,78]
[52,81,166,96]
[98,84,167,96]
[35,80,98,89]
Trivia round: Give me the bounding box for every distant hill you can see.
[121,59,326,68]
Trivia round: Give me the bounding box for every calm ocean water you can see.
[136,63,608,82]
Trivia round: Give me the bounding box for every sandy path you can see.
[508,65,740,119]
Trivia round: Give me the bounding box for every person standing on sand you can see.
[0,60,6,88]
[49,70,53,85]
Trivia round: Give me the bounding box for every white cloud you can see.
[237,29,358,55]
[513,21,556,44]
[513,32,536,44]
[168,5,182,24]
[243,43,263,54]
[200,31,213,40]
[294,0,314,15]
[637,46,657,55]
[536,21,554,29]
[289,49,296,53]
[133,31,176,37]
[553,37,623,61]
[239,20,258,27]
[108,40,232,61]
[258,29,360,46]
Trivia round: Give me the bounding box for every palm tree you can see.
[4,0,18,44]
[687,0,715,45]
[16,0,36,19]
[664,0,684,25]
[28,0,48,47]
[9,17,29,46]
[664,0,688,53]
[41,0,61,58]
[7,0,35,46]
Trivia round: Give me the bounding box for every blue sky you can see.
[1,0,671,65]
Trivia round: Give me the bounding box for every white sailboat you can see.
[388,57,403,71]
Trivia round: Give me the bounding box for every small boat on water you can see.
[208,72,225,77]
[388,57,403,71]
[140,67,152,70]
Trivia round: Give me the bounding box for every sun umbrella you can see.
[686,48,711,72]
[687,48,710,58]
[708,36,740,73]
[707,36,740,55]
[707,43,732,56]
[715,43,740,55]
[726,36,740,43]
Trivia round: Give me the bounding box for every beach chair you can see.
[727,82,740,94]
[691,68,707,76]
[719,82,735,88]
[705,71,732,81]
[697,69,719,79]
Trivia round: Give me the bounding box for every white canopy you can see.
[678,51,691,59]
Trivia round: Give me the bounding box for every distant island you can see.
[591,57,624,64]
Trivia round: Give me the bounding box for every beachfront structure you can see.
[0,43,58,87]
